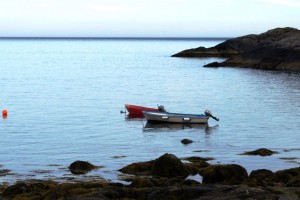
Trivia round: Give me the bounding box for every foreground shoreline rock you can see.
[1,153,300,199]
[172,27,300,72]
[2,181,299,200]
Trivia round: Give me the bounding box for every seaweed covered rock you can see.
[182,156,212,175]
[1,176,300,199]
[250,169,274,179]
[0,181,244,200]
[201,164,248,185]
[130,178,154,188]
[2,182,31,198]
[247,169,276,186]
[0,169,11,176]
[275,167,300,186]
[119,160,154,175]
[151,153,189,178]
[245,167,300,187]
[69,160,97,175]
[240,148,278,156]
[183,156,214,163]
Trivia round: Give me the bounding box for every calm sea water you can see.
[0,38,299,183]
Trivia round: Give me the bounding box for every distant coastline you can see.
[173,27,300,72]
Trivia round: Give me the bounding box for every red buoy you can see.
[2,109,8,118]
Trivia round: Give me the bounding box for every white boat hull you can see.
[142,111,209,124]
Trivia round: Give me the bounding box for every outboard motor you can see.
[158,105,167,112]
[205,110,219,121]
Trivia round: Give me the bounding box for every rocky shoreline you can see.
[1,150,300,199]
[172,27,300,72]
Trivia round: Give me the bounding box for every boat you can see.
[142,110,218,124]
[125,104,166,117]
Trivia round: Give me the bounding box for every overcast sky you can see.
[0,0,299,37]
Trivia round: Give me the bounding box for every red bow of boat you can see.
[125,104,159,117]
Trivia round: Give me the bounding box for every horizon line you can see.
[0,36,232,40]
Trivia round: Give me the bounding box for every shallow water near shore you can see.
[0,38,300,184]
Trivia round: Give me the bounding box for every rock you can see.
[202,164,248,185]
[146,185,280,200]
[173,27,300,72]
[250,169,274,178]
[181,139,193,144]
[286,178,300,187]
[247,169,276,186]
[2,182,31,197]
[183,156,214,163]
[119,160,154,175]
[69,160,97,175]
[130,178,154,188]
[150,177,184,187]
[0,169,11,176]
[119,154,209,178]
[182,156,212,174]
[172,46,238,58]
[245,167,300,187]
[204,61,221,67]
[182,179,201,186]
[148,186,215,200]
[275,167,300,186]
[1,179,300,200]
[185,161,210,175]
[240,148,278,156]
[151,153,189,178]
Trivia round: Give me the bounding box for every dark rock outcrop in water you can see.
[172,27,300,72]
[69,160,98,174]
[151,153,189,178]
[119,153,190,178]
[181,138,193,145]
[240,148,279,156]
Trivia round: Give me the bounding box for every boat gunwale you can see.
[146,120,208,124]
[142,110,208,118]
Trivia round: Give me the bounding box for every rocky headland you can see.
[172,27,300,72]
[1,152,300,199]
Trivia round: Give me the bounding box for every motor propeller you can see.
[204,110,219,121]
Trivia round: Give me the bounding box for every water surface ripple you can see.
[0,39,299,183]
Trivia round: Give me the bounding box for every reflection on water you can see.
[204,124,219,135]
[125,115,145,120]
[143,122,219,135]
[144,122,207,129]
